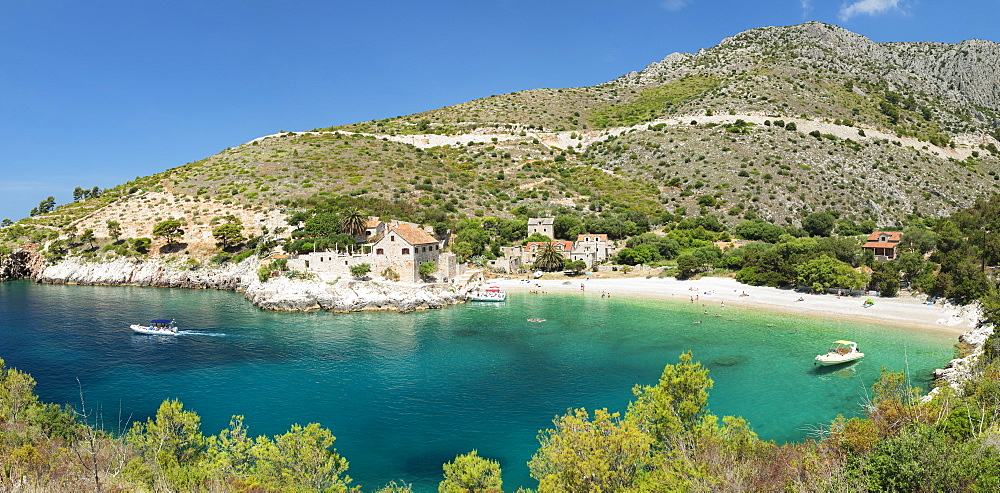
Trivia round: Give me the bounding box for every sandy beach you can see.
[490,275,978,335]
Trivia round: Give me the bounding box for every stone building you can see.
[493,240,573,273]
[371,225,441,281]
[527,217,555,238]
[570,233,615,268]
[287,224,461,283]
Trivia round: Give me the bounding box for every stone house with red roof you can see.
[862,231,902,261]
[287,222,458,283]
[370,225,443,282]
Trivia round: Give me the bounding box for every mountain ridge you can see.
[3,22,1000,257]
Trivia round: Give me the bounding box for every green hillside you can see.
[4,22,1000,254]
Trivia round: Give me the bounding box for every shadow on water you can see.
[811,361,861,377]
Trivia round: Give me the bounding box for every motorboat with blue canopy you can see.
[130,319,178,336]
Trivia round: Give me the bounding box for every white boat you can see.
[814,340,864,366]
[131,319,178,336]
[468,286,507,302]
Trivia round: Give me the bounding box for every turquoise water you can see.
[0,280,956,491]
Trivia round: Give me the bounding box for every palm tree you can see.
[339,208,367,239]
[534,242,566,272]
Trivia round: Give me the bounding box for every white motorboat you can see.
[814,340,864,366]
[131,319,178,336]
[468,286,507,302]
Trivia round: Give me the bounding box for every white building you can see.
[570,234,615,268]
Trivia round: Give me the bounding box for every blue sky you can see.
[1,0,997,222]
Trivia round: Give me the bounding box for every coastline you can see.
[490,275,978,335]
[4,250,981,333]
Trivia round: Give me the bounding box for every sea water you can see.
[0,280,957,491]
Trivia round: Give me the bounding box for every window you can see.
[402,248,410,255]
[390,236,395,241]
[376,248,384,254]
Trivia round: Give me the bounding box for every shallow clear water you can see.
[0,280,956,491]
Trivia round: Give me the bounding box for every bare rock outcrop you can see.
[35,257,257,291]
[243,277,464,313]
[30,255,465,314]
[0,250,45,281]
[925,322,996,402]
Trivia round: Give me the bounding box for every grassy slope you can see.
[5,22,1000,253]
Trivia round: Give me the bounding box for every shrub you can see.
[349,263,371,278]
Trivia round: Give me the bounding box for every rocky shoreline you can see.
[3,252,466,314]
[35,256,255,291]
[244,277,464,312]
[925,321,996,401]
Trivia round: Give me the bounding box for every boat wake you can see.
[176,330,227,337]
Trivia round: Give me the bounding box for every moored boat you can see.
[131,319,178,336]
[468,286,507,302]
[814,340,864,366]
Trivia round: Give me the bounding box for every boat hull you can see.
[130,324,178,336]
[814,353,864,366]
[468,294,507,302]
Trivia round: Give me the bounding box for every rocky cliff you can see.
[0,250,45,282]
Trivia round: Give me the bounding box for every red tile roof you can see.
[864,242,898,249]
[388,225,437,245]
[865,231,901,243]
